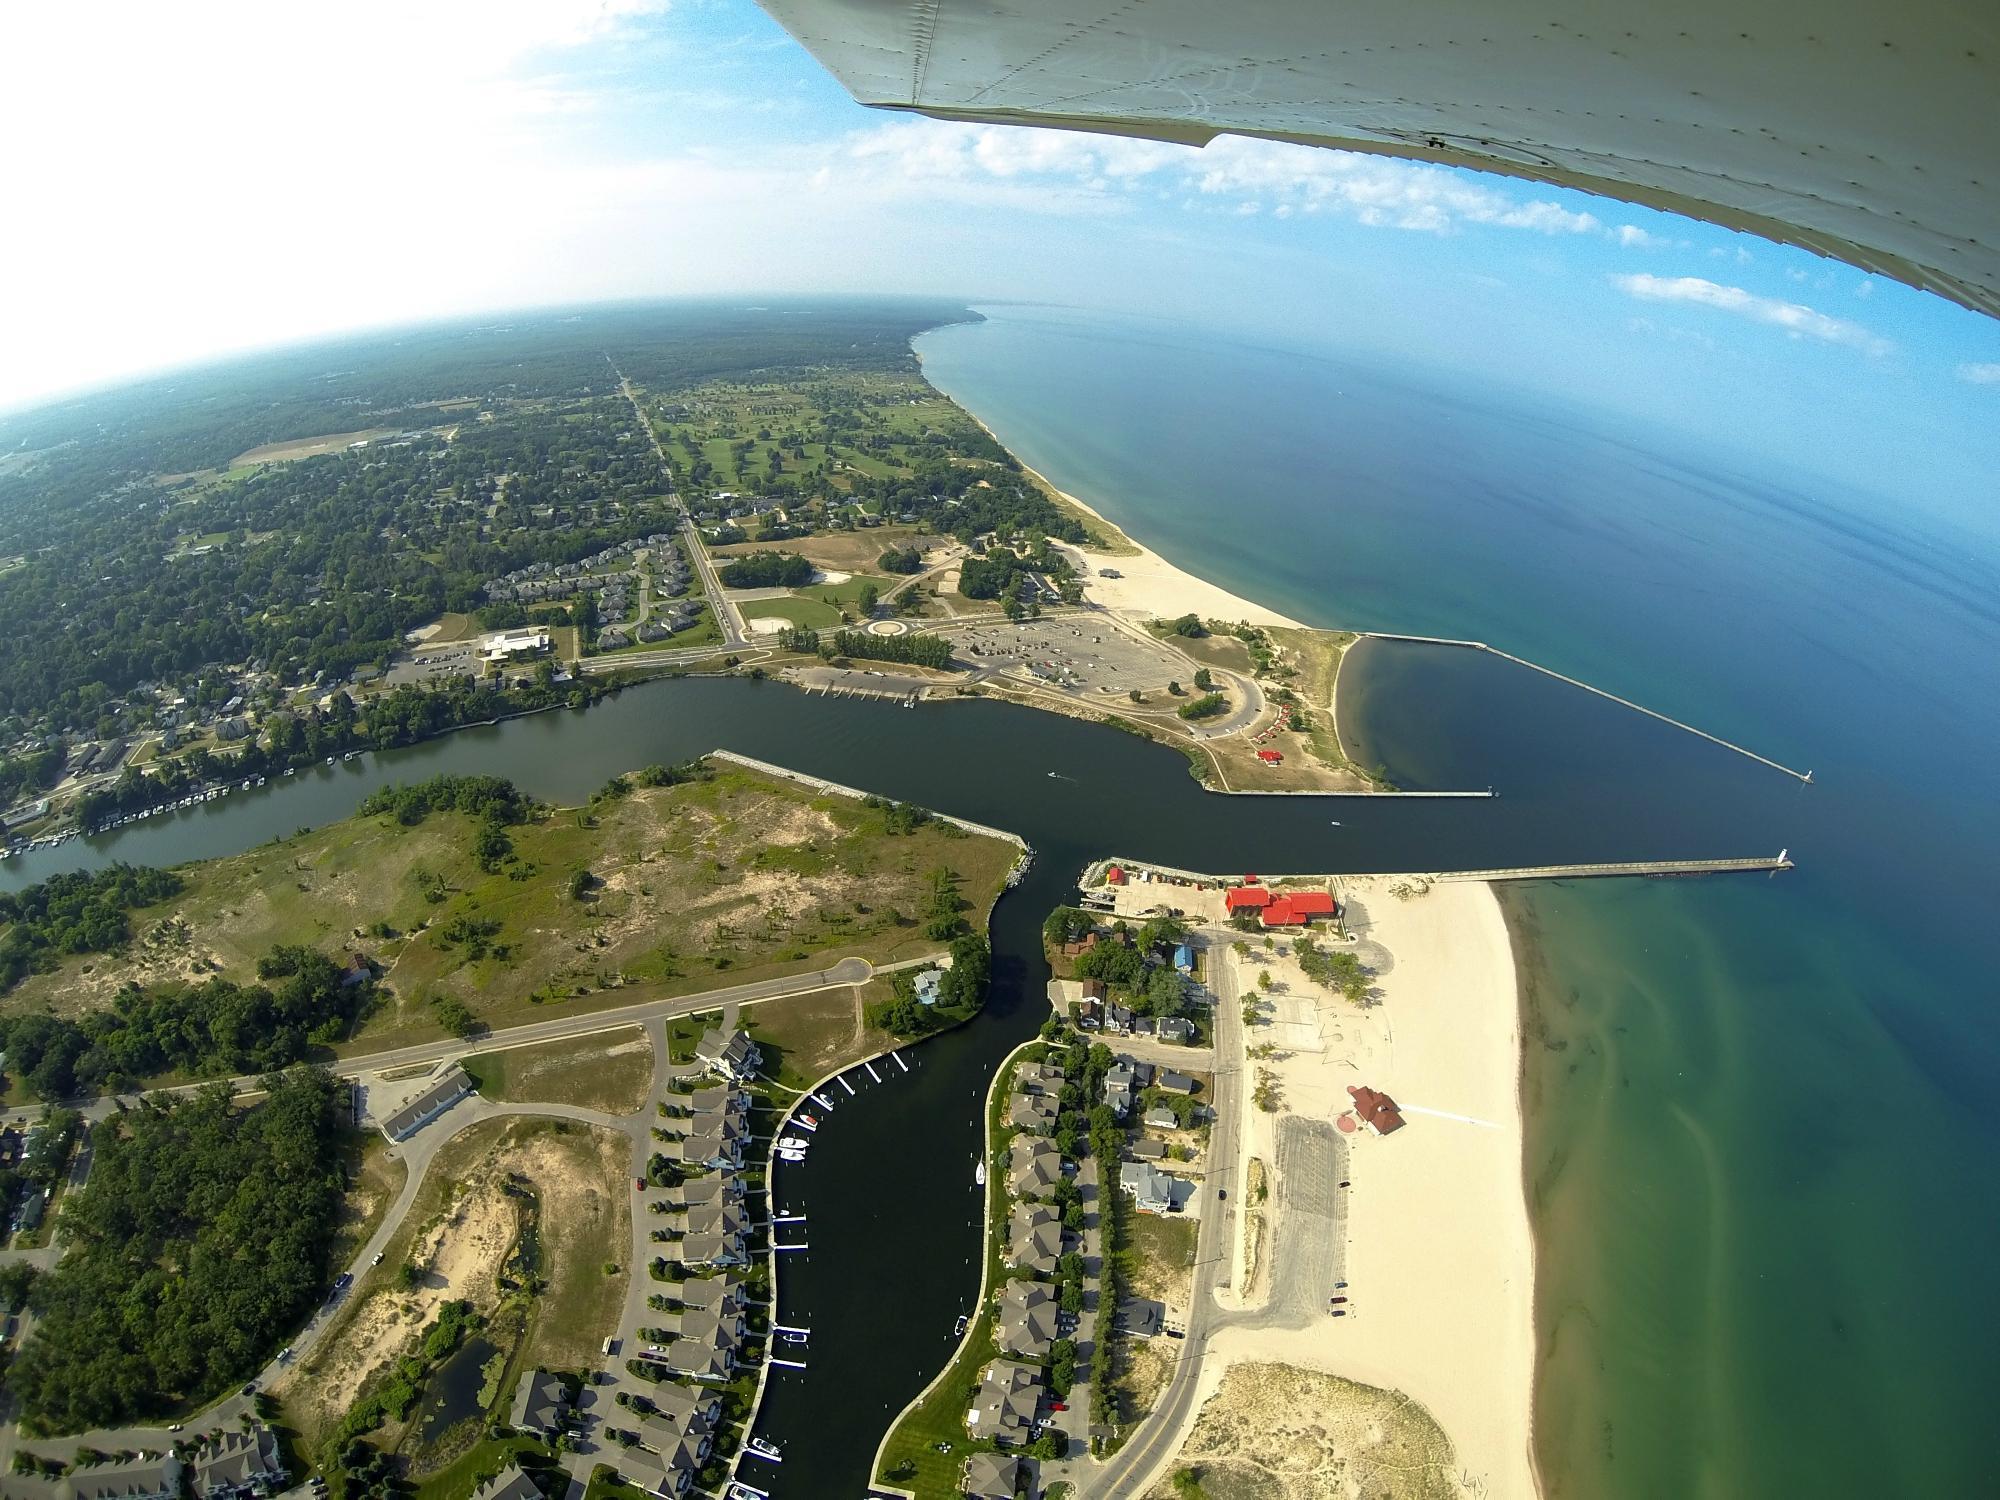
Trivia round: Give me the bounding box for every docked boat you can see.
[775,1148,806,1164]
[777,1136,809,1152]
[974,1156,986,1188]
[812,1092,836,1110]
[746,1436,782,1461]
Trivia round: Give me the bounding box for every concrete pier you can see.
[1428,854,1794,882]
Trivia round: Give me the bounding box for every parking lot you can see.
[380,643,485,688]
[946,617,1192,698]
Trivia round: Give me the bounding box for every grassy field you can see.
[714,526,931,575]
[800,572,892,611]
[1162,632,1256,675]
[739,595,844,631]
[330,1130,411,1271]
[4,760,1020,1053]
[461,1027,656,1114]
[652,373,981,498]
[742,983,897,1091]
[1128,1214,1198,1309]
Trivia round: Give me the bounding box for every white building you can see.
[480,628,551,663]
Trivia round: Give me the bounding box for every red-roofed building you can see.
[1348,1084,1406,1135]
[1225,886,1272,914]
[1106,866,1126,886]
[1261,896,1303,926]
[1256,749,1283,763]
[1260,890,1339,927]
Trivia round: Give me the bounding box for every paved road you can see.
[606,357,747,649]
[1189,667,1267,739]
[1084,927,1245,1498]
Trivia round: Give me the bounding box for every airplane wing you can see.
[756,0,2000,318]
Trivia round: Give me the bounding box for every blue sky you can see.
[3,0,1996,532]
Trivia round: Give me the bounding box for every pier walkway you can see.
[1428,854,1794,882]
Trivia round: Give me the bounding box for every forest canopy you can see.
[5,1067,348,1432]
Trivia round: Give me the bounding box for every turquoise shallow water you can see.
[918,307,2000,1497]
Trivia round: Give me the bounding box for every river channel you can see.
[0,666,1799,1492]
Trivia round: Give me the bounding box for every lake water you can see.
[919,307,2000,1498]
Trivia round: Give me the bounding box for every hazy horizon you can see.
[2,0,1996,530]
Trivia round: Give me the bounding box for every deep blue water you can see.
[918,306,2000,1498]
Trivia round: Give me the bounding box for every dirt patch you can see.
[1144,1362,1462,1500]
[232,428,398,465]
[712,527,932,574]
[1119,1337,1175,1427]
[280,1119,630,1450]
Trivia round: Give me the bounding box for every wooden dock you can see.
[1429,854,1794,882]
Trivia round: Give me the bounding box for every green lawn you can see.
[739,595,844,631]
[666,1011,717,1064]
[800,572,892,611]
[410,1436,558,1500]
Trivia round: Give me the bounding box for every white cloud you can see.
[1958,362,2000,385]
[1616,224,1662,248]
[832,120,1607,237]
[1610,274,1891,355]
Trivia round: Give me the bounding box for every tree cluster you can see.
[357,772,529,827]
[5,1068,347,1431]
[0,947,368,1099]
[1176,692,1227,721]
[717,552,814,588]
[827,629,952,670]
[0,864,184,992]
[866,933,990,1037]
[1294,935,1370,1003]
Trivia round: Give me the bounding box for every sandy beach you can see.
[949,394,1308,630]
[1047,478,1306,630]
[1209,875,1537,1498]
